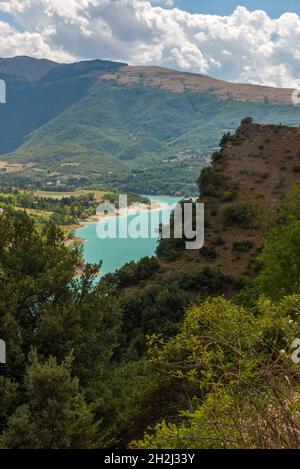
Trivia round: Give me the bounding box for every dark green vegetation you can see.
[1,57,300,196]
[0,211,120,448]
[0,189,96,225]
[3,142,300,448]
[0,184,149,227]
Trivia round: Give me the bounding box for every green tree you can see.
[0,351,98,449]
[131,296,300,449]
[0,211,121,445]
[257,220,300,299]
[281,186,300,222]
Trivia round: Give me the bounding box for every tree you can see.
[0,351,99,449]
[257,220,300,299]
[131,296,300,449]
[0,211,121,446]
[281,186,300,221]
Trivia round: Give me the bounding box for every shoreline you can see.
[67,197,179,279]
[71,200,168,244]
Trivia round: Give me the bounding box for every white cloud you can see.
[0,0,299,87]
[0,19,73,61]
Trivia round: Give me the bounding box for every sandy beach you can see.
[74,200,166,236]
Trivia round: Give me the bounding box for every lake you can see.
[75,195,181,275]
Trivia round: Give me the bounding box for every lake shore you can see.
[68,200,167,278]
[70,195,181,277]
[72,200,166,243]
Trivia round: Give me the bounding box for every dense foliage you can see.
[2,179,300,449]
[0,188,150,226]
[0,211,120,447]
[132,296,300,449]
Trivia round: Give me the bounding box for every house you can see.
[96,202,116,216]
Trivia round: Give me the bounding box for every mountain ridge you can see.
[0,55,296,103]
[102,65,296,104]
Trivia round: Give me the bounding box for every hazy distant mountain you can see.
[0,56,58,82]
[0,56,300,195]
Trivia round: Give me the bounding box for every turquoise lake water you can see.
[75,196,181,275]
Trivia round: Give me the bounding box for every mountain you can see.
[158,119,300,278]
[103,65,296,103]
[1,56,300,195]
[99,120,300,374]
[0,56,58,82]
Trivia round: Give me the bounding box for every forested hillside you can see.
[1,57,300,195]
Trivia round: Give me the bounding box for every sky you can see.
[155,1,300,17]
[0,0,300,87]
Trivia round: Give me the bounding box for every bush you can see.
[222,204,258,229]
[107,257,160,287]
[241,117,253,125]
[222,191,235,202]
[200,246,217,259]
[293,164,300,173]
[197,167,222,197]
[211,151,222,163]
[213,237,225,246]
[219,133,231,146]
[233,240,254,252]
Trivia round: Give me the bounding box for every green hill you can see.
[1,57,300,196]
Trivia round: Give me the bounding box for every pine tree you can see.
[0,351,99,449]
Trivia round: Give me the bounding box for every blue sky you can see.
[0,12,23,31]
[161,1,300,17]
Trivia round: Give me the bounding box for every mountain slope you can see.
[158,120,300,277]
[0,57,127,155]
[0,56,58,82]
[102,65,296,104]
[1,57,300,195]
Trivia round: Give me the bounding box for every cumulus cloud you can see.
[0,0,299,87]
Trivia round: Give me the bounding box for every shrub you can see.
[222,204,258,229]
[222,191,235,202]
[197,167,222,197]
[200,246,217,259]
[293,164,300,173]
[219,133,231,146]
[109,256,160,287]
[211,151,222,163]
[213,237,225,246]
[233,240,254,252]
[241,117,253,125]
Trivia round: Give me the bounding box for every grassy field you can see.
[14,206,53,220]
[34,189,108,203]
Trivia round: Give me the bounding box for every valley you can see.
[1,57,300,196]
